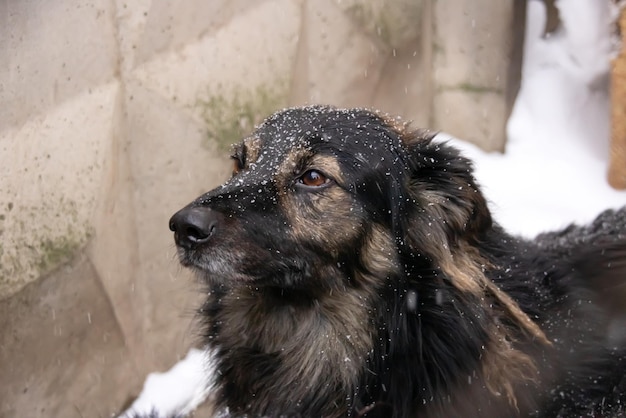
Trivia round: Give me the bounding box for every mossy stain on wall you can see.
[0,198,91,300]
[197,83,288,151]
[35,235,84,275]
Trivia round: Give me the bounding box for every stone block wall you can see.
[0,0,522,415]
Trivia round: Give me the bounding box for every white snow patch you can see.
[118,347,216,418]
[446,0,625,237]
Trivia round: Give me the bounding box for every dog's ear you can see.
[388,125,494,295]
[390,122,551,336]
[397,127,493,247]
[389,124,551,405]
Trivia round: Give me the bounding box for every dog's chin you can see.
[190,262,258,286]
[194,268,257,286]
[176,247,258,285]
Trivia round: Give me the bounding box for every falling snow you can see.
[119,1,625,416]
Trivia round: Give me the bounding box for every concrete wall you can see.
[0,0,522,415]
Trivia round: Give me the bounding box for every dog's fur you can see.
[168,106,626,417]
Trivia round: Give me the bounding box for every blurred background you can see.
[0,0,624,416]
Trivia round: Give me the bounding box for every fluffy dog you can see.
[168,105,626,417]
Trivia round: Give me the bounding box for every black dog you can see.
[169,106,626,417]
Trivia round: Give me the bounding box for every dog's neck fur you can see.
[207,273,379,417]
[203,244,535,418]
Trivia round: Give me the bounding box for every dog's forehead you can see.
[250,106,399,161]
[259,106,369,144]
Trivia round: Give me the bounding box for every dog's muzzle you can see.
[169,206,220,249]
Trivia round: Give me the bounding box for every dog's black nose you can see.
[169,207,219,248]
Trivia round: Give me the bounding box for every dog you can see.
[167,105,626,417]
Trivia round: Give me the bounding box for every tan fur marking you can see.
[360,225,400,279]
[277,150,360,248]
[286,185,362,247]
[277,146,310,184]
[482,332,539,408]
[483,279,552,345]
[438,253,484,295]
[438,252,550,345]
[243,136,262,165]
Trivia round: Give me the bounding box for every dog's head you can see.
[170,106,549,410]
[169,105,492,292]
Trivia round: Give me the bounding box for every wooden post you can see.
[609,5,626,189]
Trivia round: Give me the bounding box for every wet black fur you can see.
[170,106,626,417]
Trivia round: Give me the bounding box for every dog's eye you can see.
[299,170,329,187]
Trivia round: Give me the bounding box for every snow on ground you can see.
[119,0,626,416]
[119,348,215,418]
[448,0,625,237]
